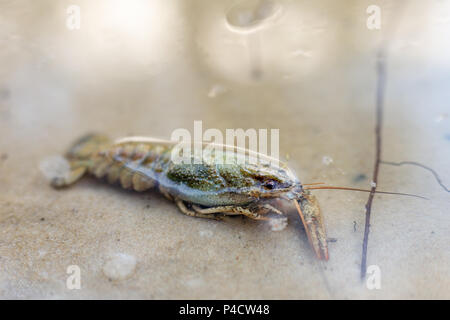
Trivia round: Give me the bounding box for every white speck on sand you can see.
[186,277,205,288]
[208,84,228,98]
[268,217,288,231]
[322,156,333,166]
[291,49,312,58]
[38,250,47,258]
[199,230,214,238]
[102,253,137,281]
[370,181,377,188]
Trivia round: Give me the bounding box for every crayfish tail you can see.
[66,133,110,160]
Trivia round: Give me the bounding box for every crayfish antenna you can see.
[302,182,326,186]
[303,186,428,200]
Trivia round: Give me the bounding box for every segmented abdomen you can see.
[88,142,172,192]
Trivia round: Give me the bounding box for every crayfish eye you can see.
[264,181,275,190]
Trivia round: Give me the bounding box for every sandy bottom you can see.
[0,0,449,299]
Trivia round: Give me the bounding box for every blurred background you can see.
[0,0,449,299]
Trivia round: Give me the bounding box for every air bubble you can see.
[225,0,283,33]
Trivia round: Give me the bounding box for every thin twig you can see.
[359,2,411,281]
[361,50,386,280]
[381,160,449,193]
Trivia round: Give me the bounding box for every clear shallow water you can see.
[0,0,449,299]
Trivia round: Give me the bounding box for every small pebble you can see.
[102,253,137,281]
[268,217,287,231]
